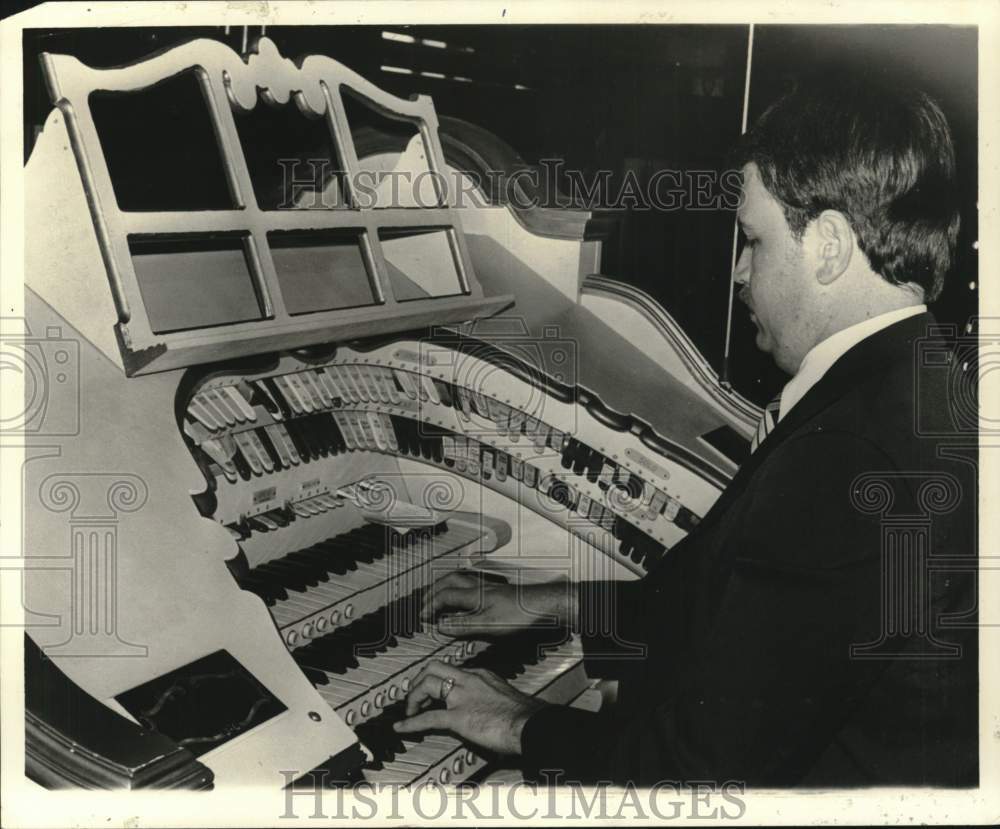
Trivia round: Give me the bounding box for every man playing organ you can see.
[21,29,977,794]
[400,75,978,788]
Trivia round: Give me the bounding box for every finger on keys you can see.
[404,660,464,716]
[402,672,441,716]
[420,575,482,621]
[393,708,451,735]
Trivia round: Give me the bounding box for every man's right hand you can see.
[420,571,577,639]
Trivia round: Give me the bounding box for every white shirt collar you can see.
[778,305,926,421]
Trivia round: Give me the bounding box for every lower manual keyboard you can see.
[354,634,587,786]
[293,591,488,729]
[235,520,485,648]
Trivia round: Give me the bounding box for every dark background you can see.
[23,25,979,405]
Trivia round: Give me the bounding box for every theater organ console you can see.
[21,36,760,789]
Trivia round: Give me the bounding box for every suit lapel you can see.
[698,312,937,524]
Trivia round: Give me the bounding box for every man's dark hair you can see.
[733,74,959,302]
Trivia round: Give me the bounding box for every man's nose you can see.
[732,246,751,287]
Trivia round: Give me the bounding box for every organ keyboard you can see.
[356,633,589,786]
[21,34,758,790]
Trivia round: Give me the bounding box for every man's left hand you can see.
[392,659,547,755]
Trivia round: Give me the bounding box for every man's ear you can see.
[810,210,854,285]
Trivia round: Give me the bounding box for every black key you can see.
[231,447,253,481]
[420,434,434,461]
[314,533,385,566]
[611,464,627,493]
[264,508,291,528]
[283,550,338,577]
[327,415,346,453]
[238,571,289,604]
[406,419,423,457]
[261,376,294,420]
[249,381,282,419]
[283,418,312,462]
[247,517,273,534]
[389,373,407,398]
[256,560,320,592]
[297,600,413,672]
[629,541,646,565]
[393,417,414,456]
[389,415,406,451]
[354,701,411,764]
[402,417,420,456]
[263,553,332,583]
[297,414,325,456]
[226,521,250,542]
[254,426,285,470]
[433,379,453,408]
[298,415,328,458]
[277,505,298,523]
[560,438,578,470]
[585,452,604,484]
[311,413,340,454]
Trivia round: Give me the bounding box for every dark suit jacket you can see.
[521,312,978,787]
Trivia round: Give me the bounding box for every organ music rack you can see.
[21,35,759,790]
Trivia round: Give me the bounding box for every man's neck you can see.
[804,285,925,366]
[779,303,927,420]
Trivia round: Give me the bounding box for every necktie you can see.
[749,392,783,454]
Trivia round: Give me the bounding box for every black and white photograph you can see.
[1,1,997,825]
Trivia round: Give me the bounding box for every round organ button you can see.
[374,693,385,709]
[345,709,357,726]
[286,630,299,646]
[465,750,476,765]
[452,757,464,774]
[315,616,328,632]
[330,610,341,625]
[388,685,399,700]
[302,622,314,638]
[344,604,355,619]
[401,677,411,691]
[465,642,477,656]
[360,701,371,717]
[439,768,451,784]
